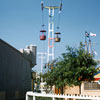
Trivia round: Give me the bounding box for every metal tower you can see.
[40,1,62,64]
[45,6,60,63]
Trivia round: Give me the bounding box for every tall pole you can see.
[85,31,89,53]
[89,38,92,54]
[85,31,93,54]
[85,36,87,52]
[38,52,47,93]
[47,8,54,63]
[44,6,59,63]
[38,52,47,74]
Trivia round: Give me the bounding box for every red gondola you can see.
[40,30,46,40]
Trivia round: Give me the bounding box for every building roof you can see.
[0,39,31,62]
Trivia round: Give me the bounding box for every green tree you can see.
[43,43,97,94]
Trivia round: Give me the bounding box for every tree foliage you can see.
[43,43,97,91]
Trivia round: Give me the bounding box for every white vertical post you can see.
[33,96,35,100]
[89,39,91,54]
[38,52,47,93]
[40,56,44,74]
[52,97,55,100]
[47,8,55,63]
[52,8,54,61]
[38,52,47,74]
[26,94,28,100]
[85,36,87,52]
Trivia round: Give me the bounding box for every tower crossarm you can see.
[44,6,60,9]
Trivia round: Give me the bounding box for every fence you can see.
[26,92,100,100]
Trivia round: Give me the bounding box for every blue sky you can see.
[0,0,100,72]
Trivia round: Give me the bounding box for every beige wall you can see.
[81,82,100,96]
[64,82,100,96]
[64,85,79,95]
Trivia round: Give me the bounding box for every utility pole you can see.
[38,52,47,74]
[38,52,47,93]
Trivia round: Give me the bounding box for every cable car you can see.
[40,30,46,40]
[54,32,61,42]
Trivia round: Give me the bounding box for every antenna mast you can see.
[85,31,96,55]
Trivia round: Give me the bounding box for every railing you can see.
[26,92,100,100]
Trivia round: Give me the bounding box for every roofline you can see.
[0,39,32,63]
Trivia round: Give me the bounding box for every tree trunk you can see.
[61,86,63,94]
[79,84,81,94]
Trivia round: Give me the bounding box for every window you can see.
[84,82,100,90]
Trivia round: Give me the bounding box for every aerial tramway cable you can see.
[54,0,62,42]
[40,0,46,40]
[41,0,44,28]
[41,0,44,26]
[57,0,62,31]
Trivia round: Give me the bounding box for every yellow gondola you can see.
[54,32,61,42]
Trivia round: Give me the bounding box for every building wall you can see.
[81,82,100,96]
[0,39,32,100]
[64,82,100,96]
[64,85,79,95]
